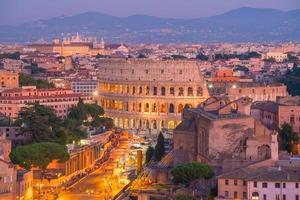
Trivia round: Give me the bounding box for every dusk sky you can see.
[0,0,299,25]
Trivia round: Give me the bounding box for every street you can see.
[57,133,133,200]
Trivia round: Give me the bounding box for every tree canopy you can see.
[15,102,87,144]
[145,146,155,164]
[10,142,69,170]
[196,53,209,61]
[154,132,165,161]
[214,52,261,60]
[19,73,55,89]
[279,123,299,153]
[279,65,300,96]
[171,162,214,184]
[68,99,113,129]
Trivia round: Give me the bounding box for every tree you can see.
[196,53,209,61]
[9,142,69,170]
[145,146,155,164]
[171,162,214,184]
[154,132,165,161]
[137,54,146,59]
[19,73,55,89]
[85,103,105,119]
[279,123,299,153]
[279,65,300,96]
[16,102,66,144]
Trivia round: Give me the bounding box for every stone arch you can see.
[178,87,184,96]
[145,86,150,95]
[170,87,175,96]
[258,144,271,160]
[152,120,157,129]
[139,86,143,94]
[168,120,175,129]
[161,87,166,96]
[197,87,203,96]
[188,87,193,96]
[114,118,119,127]
[161,120,166,129]
[153,86,158,95]
[178,104,184,113]
[184,103,193,109]
[132,86,136,95]
[160,103,167,113]
[152,103,157,112]
[144,103,150,112]
[169,103,175,113]
[138,103,142,112]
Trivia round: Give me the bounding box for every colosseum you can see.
[95,59,209,131]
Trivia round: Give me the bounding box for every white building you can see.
[263,52,288,62]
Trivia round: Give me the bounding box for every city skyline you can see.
[0,0,300,25]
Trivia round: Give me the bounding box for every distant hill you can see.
[0,7,300,43]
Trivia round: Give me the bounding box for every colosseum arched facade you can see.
[95,59,209,131]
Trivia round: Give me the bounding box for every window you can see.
[290,115,295,123]
[161,69,164,74]
[234,191,238,198]
[254,181,257,188]
[243,192,247,199]
[169,104,174,113]
[153,87,157,95]
[187,87,193,96]
[243,180,247,186]
[262,182,268,188]
[263,194,267,200]
[296,183,299,188]
[234,179,238,186]
[275,183,280,188]
[161,87,166,96]
[225,179,229,185]
[170,87,175,96]
[179,70,183,74]
[225,191,229,197]
[146,86,150,95]
[296,195,299,200]
[283,194,286,200]
[178,87,184,96]
[283,182,286,188]
[139,86,143,94]
[197,87,203,96]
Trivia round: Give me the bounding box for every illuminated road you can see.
[58,135,132,200]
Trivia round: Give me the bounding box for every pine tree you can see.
[154,132,165,161]
[145,146,154,164]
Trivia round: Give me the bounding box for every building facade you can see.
[217,165,300,200]
[227,84,287,102]
[70,79,97,96]
[95,59,210,130]
[251,96,300,134]
[0,71,19,89]
[173,96,279,174]
[0,86,92,119]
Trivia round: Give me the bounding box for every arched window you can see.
[197,87,203,96]
[146,86,150,95]
[178,104,184,113]
[138,103,142,112]
[170,87,175,96]
[153,87,157,95]
[178,87,184,96]
[161,87,166,96]
[152,103,157,112]
[132,103,136,112]
[139,86,143,94]
[160,103,166,113]
[132,86,136,95]
[144,103,150,112]
[126,85,129,94]
[188,87,193,96]
[169,103,175,113]
[152,120,157,129]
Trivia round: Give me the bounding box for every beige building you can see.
[217,164,300,200]
[251,96,300,134]
[0,71,19,89]
[227,84,287,103]
[263,52,288,62]
[95,59,209,131]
